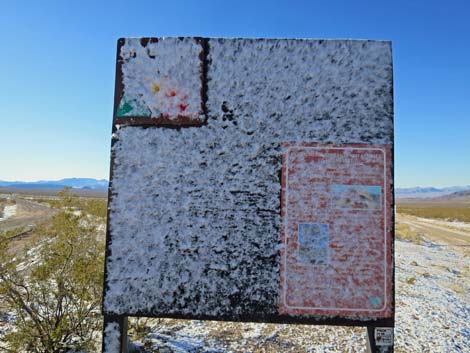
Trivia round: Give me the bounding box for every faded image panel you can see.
[297,223,329,266]
[280,143,392,318]
[331,185,382,210]
[114,37,207,126]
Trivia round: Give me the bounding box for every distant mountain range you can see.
[396,185,470,199]
[0,178,108,190]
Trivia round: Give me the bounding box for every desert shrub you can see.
[128,317,158,343]
[0,190,104,353]
[0,226,29,240]
[80,199,107,219]
[43,188,107,220]
[396,206,470,223]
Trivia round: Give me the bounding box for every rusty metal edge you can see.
[101,37,124,316]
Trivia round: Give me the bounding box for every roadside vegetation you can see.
[0,189,106,353]
[33,188,107,219]
[0,226,30,240]
[397,205,470,223]
[394,222,425,244]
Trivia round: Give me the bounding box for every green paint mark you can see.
[116,96,151,117]
[117,100,133,116]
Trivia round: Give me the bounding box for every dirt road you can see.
[0,197,58,255]
[396,213,470,248]
[0,198,56,233]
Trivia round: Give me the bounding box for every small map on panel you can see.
[297,223,329,266]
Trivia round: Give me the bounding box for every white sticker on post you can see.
[375,327,393,346]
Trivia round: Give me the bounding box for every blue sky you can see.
[0,0,468,187]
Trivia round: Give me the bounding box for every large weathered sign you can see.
[102,37,394,352]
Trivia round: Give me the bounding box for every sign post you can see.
[102,37,395,353]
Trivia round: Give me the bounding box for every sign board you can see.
[102,37,394,352]
[280,143,392,318]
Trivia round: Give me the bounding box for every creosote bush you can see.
[0,190,105,353]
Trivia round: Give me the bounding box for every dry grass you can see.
[396,196,470,223]
[448,283,466,296]
[397,206,470,223]
[395,222,425,244]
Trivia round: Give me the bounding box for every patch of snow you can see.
[103,322,121,353]
[240,323,263,340]
[15,239,49,271]
[0,204,17,221]
[394,240,469,352]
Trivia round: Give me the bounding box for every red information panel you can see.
[280,143,392,318]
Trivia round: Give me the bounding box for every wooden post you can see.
[102,315,128,353]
